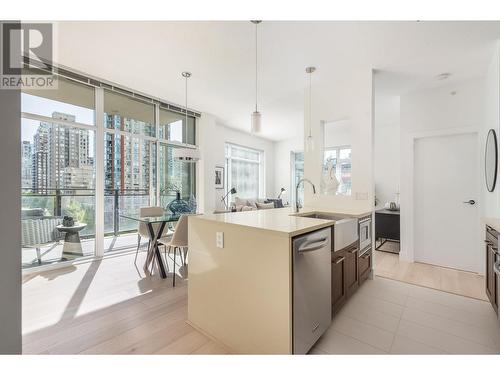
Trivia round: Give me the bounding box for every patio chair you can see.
[22,216,63,265]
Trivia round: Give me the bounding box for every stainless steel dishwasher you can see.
[293,227,332,354]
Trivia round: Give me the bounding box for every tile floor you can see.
[311,276,500,354]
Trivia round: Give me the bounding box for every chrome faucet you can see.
[295,178,316,213]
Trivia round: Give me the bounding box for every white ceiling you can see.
[56,21,500,141]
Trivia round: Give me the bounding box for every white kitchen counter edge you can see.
[190,207,373,238]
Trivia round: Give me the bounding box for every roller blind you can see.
[104,90,155,126]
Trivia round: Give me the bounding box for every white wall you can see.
[0,82,22,353]
[399,78,485,269]
[274,137,303,205]
[324,120,351,148]
[374,96,400,208]
[197,114,276,214]
[303,69,374,213]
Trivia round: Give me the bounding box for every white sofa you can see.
[232,197,276,212]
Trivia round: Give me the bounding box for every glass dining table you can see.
[120,213,182,279]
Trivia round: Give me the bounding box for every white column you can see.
[94,87,105,257]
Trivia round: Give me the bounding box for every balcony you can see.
[21,188,158,269]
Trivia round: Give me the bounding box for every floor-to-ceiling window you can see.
[103,90,155,244]
[21,75,96,268]
[20,66,198,268]
[158,108,196,208]
[225,143,263,200]
[291,151,304,206]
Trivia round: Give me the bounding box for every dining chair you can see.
[158,214,189,287]
[135,206,173,265]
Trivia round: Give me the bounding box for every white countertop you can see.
[192,206,373,237]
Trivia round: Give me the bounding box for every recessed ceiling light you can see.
[436,73,452,80]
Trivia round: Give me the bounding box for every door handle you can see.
[334,256,345,264]
[348,248,358,254]
[462,200,476,205]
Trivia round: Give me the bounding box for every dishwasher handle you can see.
[297,238,329,253]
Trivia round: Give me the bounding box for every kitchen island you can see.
[187,207,371,354]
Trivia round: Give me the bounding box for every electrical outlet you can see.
[216,232,224,248]
[356,192,369,200]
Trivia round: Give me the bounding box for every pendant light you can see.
[173,71,201,162]
[251,20,262,134]
[305,66,316,152]
[182,71,191,126]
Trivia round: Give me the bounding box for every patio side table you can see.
[57,223,87,260]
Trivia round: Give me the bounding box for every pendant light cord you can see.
[255,22,258,112]
[185,75,188,125]
[308,71,312,138]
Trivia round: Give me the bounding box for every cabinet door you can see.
[345,245,359,298]
[485,243,498,312]
[358,249,372,286]
[332,250,346,316]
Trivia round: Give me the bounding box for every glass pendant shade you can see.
[251,111,261,133]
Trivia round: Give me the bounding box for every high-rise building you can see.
[32,123,50,193]
[21,141,33,189]
[31,112,93,192]
[104,114,150,193]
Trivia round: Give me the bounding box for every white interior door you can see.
[414,132,480,272]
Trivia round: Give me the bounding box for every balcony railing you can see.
[21,187,155,237]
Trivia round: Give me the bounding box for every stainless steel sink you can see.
[294,212,359,252]
[296,212,347,221]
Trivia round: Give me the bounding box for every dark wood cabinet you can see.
[330,217,373,317]
[344,243,359,298]
[331,241,360,316]
[485,226,498,313]
[358,249,372,285]
[331,250,347,316]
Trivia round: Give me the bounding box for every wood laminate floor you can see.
[22,250,228,354]
[374,246,488,301]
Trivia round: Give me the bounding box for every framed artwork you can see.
[215,166,224,189]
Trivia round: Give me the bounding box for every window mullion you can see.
[94,87,105,257]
